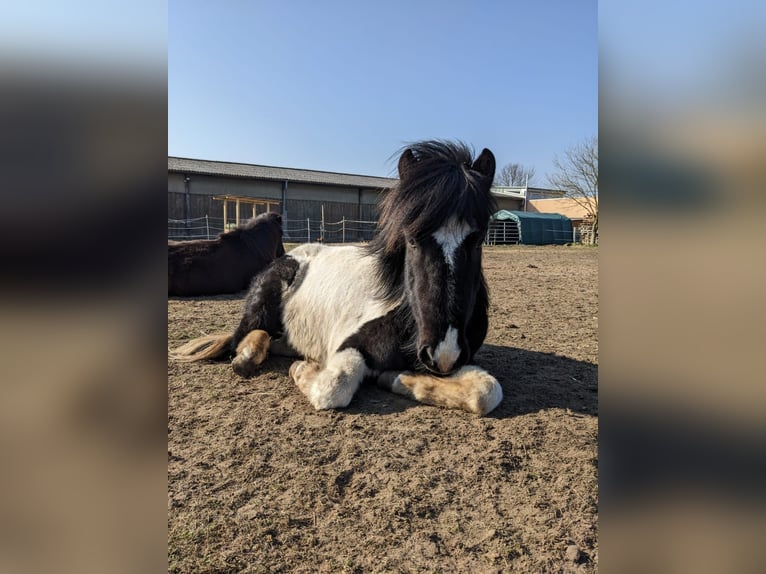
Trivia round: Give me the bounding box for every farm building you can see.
[168,157,396,241]
[491,186,565,211]
[527,197,598,244]
[527,197,596,228]
[168,156,567,242]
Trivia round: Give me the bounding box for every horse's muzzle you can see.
[418,344,465,375]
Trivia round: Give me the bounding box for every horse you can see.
[171,141,503,415]
[168,211,285,296]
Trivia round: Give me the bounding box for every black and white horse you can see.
[172,141,503,415]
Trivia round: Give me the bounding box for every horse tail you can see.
[170,333,233,362]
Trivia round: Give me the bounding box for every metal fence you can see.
[168,215,377,243]
[168,215,222,241]
[484,220,584,245]
[485,221,521,245]
[169,215,593,245]
[283,217,377,243]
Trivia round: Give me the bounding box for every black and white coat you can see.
[173,141,503,416]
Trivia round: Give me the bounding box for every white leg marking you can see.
[390,375,415,399]
[432,216,472,270]
[459,366,503,416]
[385,366,503,416]
[293,348,368,410]
[432,325,461,373]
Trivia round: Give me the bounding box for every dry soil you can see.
[168,245,598,573]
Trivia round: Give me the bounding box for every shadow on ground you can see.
[341,343,597,418]
[174,342,597,420]
[476,344,597,418]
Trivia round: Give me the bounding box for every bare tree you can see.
[494,163,536,187]
[548,136,598,244]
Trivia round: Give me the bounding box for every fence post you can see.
[307,218,311,243]
[321,205,325,242]
[342,217,346,243]
[206,214,210,240]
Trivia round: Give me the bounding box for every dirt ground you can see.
[168,245,598,573]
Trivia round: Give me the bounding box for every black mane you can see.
[222,211,283,256]
[369,140,496,297]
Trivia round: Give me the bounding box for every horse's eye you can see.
[407,238,417,248]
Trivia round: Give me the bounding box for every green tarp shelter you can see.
[491,210,573,245]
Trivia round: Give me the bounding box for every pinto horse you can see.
[168,211,285,296]
[172,141,503,415]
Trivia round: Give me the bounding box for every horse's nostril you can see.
[418,346,434,365]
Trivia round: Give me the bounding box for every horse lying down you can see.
[168,211,285,296]
[172,140,503,416]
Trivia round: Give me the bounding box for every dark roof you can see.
[168,156,397,189]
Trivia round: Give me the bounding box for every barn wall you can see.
[285,183,351,202]
[283,199,381,222]
[360,188,383,205]
[168,192,220,221]
[283,200,380,242]
[188,174,283,199]
[168,192,383,224]
[168,173,186,193]
[494,196,524,211]
[169,170,390,241]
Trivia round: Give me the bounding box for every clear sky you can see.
[169,0,597,182]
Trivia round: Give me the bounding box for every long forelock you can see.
[368,141,495,300]
[376,141,495,253]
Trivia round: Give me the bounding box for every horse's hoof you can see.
[289,360,321,385]
[289,360,301,381]
[289,360,309,382]
[231,354,260,378]
[376,371,401,391]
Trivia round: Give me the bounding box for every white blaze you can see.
[432,217,472,270]
[432,325,461,373]
[429,217,472,373]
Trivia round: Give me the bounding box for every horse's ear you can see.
[398,148,417,178]
[472,148,496,180]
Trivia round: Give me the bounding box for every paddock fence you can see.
[168,215,377,244]
[169,215,593,245]
[485,220,584,245]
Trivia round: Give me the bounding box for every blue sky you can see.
[169,0,597,182]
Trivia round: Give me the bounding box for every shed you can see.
[489,210,573,245]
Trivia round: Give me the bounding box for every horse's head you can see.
[388,142,496,375]
[229,211,284,257]
[242,211,282,230]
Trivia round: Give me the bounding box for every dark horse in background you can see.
[172,141,503,415]
[168,211,285,296]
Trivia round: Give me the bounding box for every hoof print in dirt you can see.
[565,544,581,562]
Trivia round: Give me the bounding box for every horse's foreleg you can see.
[289,349,368,410]
[269,337,300,358]
[231,329,271,377]
[377,365,503,416]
